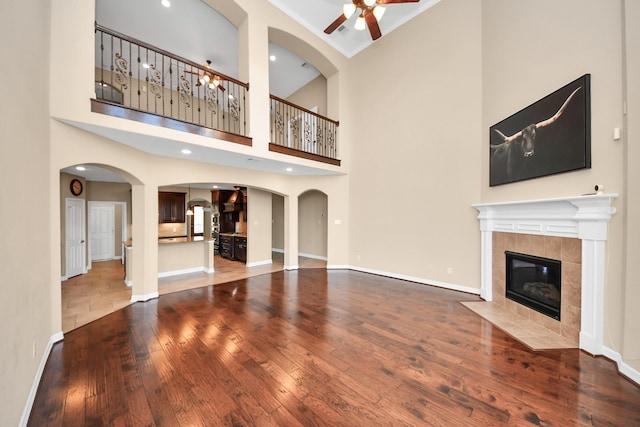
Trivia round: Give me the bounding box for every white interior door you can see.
[66,198,86,278]
[89,203,115,261]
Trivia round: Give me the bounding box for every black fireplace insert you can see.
[505,251,562,320]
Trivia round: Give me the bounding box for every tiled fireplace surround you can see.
[473,194,617,356]
[492,232,582,345]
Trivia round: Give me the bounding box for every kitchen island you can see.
[158,236,215,277]
[218,233,247,263]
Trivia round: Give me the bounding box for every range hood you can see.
[223,187,245,212]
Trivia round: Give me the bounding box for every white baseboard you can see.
[271,248,284,254]
[299,252,328,261]
[131,292,159,302]
[348,264,481,295]
[20,331,64,427]
[157,267,209,278]
[246,259,273,268]
[602,346,640,386]
[284,264,299,271]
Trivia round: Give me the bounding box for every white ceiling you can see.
[268,0,441,58]
[75,0,436,183]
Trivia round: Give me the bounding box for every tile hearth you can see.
[461,301,578,351]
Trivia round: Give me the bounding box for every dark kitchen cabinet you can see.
[219,234,234,260]
[233,236,247,263]
[158,192,186,223]
[218,234,247,263]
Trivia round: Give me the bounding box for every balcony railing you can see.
[270,95,340,165]
[94,24,249,141]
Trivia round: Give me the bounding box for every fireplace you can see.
[473,194,617,356]
[505,251,561,320]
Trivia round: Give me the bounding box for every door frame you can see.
[87,201,128,270]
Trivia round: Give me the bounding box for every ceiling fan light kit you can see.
[190,59,226,91]
[373,6,385,21]
[325,0,420,41]
[343,3,356,18]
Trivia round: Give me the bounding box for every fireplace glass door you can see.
[505,251,562,320]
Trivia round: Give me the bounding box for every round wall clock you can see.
[70,179,83,196]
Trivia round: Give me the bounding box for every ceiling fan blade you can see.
[364,10,382,40]
[378,0,420,3]
[324,14,348,34]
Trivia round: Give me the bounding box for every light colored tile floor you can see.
[61,253,326,333]
[460,301,578,350]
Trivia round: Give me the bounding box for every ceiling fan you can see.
[185,60,225,91]
[324,0,420,41]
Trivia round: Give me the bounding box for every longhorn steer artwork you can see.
[489,75,591,186]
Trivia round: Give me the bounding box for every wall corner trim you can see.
[19,331,64,427]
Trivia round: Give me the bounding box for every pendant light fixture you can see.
[186,184,193,216]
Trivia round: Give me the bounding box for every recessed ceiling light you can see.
[75,166,86,171]
[269,55,276,62]
[161,0,171,7]
[286,167,293,172]
[181,149,192,155]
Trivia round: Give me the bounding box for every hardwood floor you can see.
[62,253,325,332]
[35,269,640,426]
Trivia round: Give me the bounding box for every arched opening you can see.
[298,189,328,268]
[59,163,137,333]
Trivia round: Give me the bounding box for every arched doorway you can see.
[298,190,328,268]
[59,164,135,333]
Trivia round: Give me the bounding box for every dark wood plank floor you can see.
[30,269,640,426]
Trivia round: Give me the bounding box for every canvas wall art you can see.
[490,74,591,186]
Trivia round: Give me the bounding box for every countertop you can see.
[158,236,214,244]
[219,233,247,238]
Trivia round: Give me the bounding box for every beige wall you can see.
[272,193,285,250]
[247,188,273,264]
[0,0,52,425]
[346,0,482,286]
[285,75,328,117]
[622,0,640,361]
[298,190,328,258]
[158,241,211,274]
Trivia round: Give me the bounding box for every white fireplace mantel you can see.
[473,194,617,356]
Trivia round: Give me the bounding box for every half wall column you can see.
[579,239,606,355]
[130,184,159,301]
[283,194,299,270]
[479,228,493,301]
[572,196,617,355]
